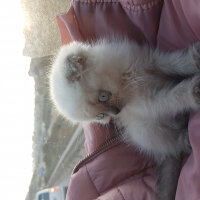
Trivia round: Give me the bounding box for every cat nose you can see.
[112,107,120,115]
[105,106,120,116]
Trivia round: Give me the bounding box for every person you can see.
[56,0,200,199]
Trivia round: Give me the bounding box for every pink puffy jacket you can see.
[56,0,200,199]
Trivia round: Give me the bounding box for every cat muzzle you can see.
[105,106,121,116]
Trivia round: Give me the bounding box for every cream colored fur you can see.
[50,39,200,200]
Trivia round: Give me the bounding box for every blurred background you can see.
[22,0,87,199]
[0,1,85,200]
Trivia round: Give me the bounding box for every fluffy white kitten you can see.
[50,38,200,200]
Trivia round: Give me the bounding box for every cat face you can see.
[50,41,128,124]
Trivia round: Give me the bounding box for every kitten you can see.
[50,38,200,200]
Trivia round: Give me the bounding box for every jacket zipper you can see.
[72,134,123,174]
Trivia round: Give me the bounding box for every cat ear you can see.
[66,55,86,82]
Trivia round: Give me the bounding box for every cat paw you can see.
[192,42,200,69]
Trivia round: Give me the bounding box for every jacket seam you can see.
[73,0,163,11]
[117,187,126,200]
[85,164,100,196]
[124,0,162,11]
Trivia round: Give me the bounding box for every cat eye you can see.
[96,113,104,120]
[98,91,111,102]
